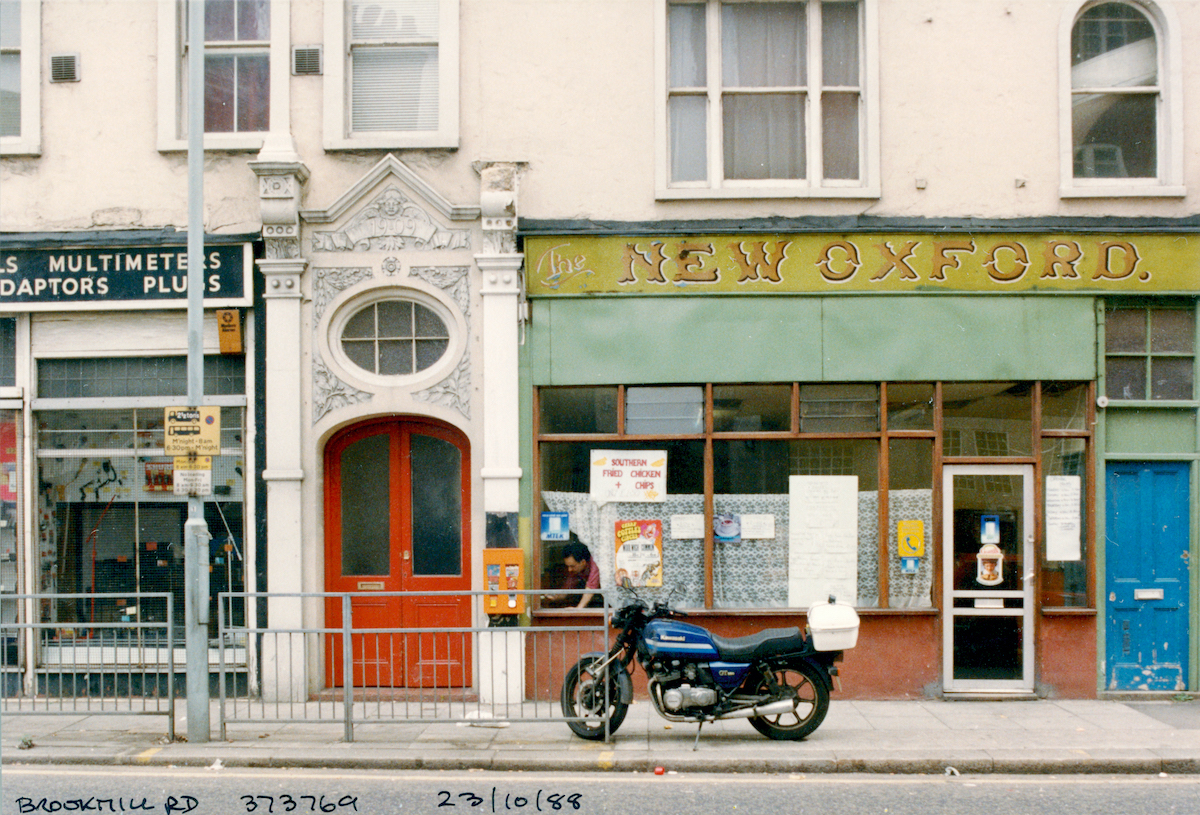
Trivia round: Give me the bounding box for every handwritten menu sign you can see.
[788,475,859,607]
[1045,475,1082,561]
[589,450,666,505]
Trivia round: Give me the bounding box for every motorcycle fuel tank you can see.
[643,619,719,660]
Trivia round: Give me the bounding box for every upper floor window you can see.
[1061,1,1183,196]
[324,0,460,150]
[657,0,878,199]
[0,0,40,155]
[341,299,449,377]
[157,0,290,151]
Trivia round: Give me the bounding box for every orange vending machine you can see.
[483,548,525,615]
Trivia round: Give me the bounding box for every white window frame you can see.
[323,0,460,150]
[156,0,291,152]
[1058,0,1184,198]
[655,0,878,200]
[0,0,41,156]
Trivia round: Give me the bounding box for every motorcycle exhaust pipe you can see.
[716,699,797,720]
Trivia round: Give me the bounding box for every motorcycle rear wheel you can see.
[748,662,829,740]
[561,656,629,740]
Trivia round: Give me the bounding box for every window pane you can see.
[1041,382,1089,431]
[887,383,933,431]
[626,386,703,434]
[1071,2,1155,75]
[1105,357,1146,400]
[713,384,790,431]
[888,438,933,609]
[205,0,237,41]
[236,0,270,40]
[410,433,461,575]
[378,339,414,375]
[0,0,19,49]
[351,0,439,40]
[1106,308,1146,352]
[414,304,447,338]
[1072,93,1156,178]
[668,3,706,87]
[669,95,708,182]
[712,439,789,609]
[351,46,439,132]
[0,317,15,387]
[724,93,804,180]
[822,2,859,87]
[722,2,805,87]
[822,91,859,180]
[539,387,619,435]
[343,339,376,371]
[1150,309,1194,353]
[414,338,447,369]
[1150,357,1193,400]
[235,54,270,132]
[377,301,412,337]
[204,55,236,132]
[0,53,18,138]
[341,433,391,575]
[799,383,878,432]
[941,382,1032,457]
[1042,437,1088,608]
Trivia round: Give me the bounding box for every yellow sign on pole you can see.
[164,407,221,456]
[897,520,926,558]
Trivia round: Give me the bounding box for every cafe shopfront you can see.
[522,224,1199,698]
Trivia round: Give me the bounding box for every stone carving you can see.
[410,266,470,317]
[265,237,300,259]
[312,186,471,252]
[313,353,373,423]
[312,267,373,321]
[415,350,471,419]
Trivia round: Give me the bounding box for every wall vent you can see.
[292,46,322,76]
[50,54,80,83]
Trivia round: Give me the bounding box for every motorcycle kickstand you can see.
[692,719,708,751]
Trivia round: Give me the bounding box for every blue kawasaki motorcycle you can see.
[561,582,858,742]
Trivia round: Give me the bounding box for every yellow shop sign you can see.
[526,234,1200,295]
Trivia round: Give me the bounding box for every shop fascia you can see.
[527,232,1197,296]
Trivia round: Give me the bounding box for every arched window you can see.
[1062,1,1182,195]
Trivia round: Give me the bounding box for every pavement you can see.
[4,697,1200,775]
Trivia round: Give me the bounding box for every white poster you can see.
[788,475,859,608]
[1045,475,1082,561]
[590,450,666,505]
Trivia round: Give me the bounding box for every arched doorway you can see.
[324,418,471,688]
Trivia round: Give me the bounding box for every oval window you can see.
[341,300,449,376]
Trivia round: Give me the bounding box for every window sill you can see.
[1103,399,1197,409]
[1040,607,1096,616]
[1060,184,1186,199]
[157,135,268,153]
[324,133,460,151]
[656,185,881,201]
[1,137,41,156]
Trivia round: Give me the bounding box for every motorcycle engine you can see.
[650,661,719,711]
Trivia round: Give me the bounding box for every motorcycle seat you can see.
[709,627,803,661]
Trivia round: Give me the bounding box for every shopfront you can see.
[522,227,1198,698]
[0,232,255,683]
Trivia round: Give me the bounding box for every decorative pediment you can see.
[302,154,479,253]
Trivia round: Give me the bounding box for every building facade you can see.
[1,0,1198,700]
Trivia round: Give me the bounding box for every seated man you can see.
[543,540,603,608]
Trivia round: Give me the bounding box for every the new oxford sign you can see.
[0,243,251,309]
[526,233,1200,296]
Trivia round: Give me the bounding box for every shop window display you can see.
[537,381,1092,612]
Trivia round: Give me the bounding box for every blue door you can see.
[1105,462,1190,691]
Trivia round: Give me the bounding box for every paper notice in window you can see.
[788,475,859,608]
[1045,475,1082,561]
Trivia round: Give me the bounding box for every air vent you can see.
[50,54,80,83]
[292,46,322,76]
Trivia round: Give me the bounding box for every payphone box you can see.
[483,548,526,615]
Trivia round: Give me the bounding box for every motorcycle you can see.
[561,581,859,743]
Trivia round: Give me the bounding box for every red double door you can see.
[324,419,471,688]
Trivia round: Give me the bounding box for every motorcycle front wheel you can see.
[748,661,830,741]
[561,656,629,740]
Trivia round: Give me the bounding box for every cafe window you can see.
[1105,303,1195,401]
[537,382,1093,611]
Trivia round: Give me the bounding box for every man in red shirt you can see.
[546,540,602,608]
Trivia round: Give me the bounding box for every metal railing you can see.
[0,592,176,739]
[217,590,613,742]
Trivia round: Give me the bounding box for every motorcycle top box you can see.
[806,597,860,651]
